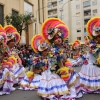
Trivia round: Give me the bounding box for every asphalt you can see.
[0,66,100,100]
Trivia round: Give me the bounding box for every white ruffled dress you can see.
[78,52,100,93]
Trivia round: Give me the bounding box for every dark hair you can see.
[7,38,16,45]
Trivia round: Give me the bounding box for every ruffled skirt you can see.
[30,74,41,89]
[37,70,69,97]
[78,63,100,93]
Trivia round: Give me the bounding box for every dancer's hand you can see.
[69,68,74,74]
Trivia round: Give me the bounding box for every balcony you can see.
[84,18,91,25]
[48,12,57,17]
[48,9,57,14]
[48,2,57,10]
[84,10,91,18]
[83,1,91,8]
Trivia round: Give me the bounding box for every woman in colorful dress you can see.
[0,25,14,95]
[31,34,69,99]
[77,17,100,94]
[71,40,83,67]
[4,25,26,84]
[42,18,82,99]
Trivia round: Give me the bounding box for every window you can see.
[84,28,87,35]
[59,0,63,4]
[76,4,80,9]
[84,18,90,25]
[77,29,81,32]
[93,9,97,13]
[84,10,91,16]
[48,11,52,15]
[12,10,18,15]
[84,28,86,32]
[76,12,80,16]
[0,4,4,26]
[48,2,52,8]
[92,0,97,5]
[83,1,91,8]
[77,37,81,40]
[48,9,57,15]
[52,2,57,7]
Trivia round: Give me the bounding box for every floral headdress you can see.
[0,25,7,44]
[4,25,20,43]
[72,40,81,49]
[42,18,69,43]
[86,17,100,39]
[31,34,48,53]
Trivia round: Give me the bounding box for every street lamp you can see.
[60,0,73,20]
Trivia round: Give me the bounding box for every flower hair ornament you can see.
[42,18,69,43]
[86,17,100,39]
[4,25,20,43]
[31,34,48,53]
[72,40,81,49]
[0,25,7,44]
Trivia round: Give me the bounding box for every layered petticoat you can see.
[78,64,100,93]
[19,76,30,90]
[77,53,100,93]
[0,68,9,84]
[37,70,69,98]
[30,74,41,89]
[0,68,13,95]
[59,71,82,99]
[19,74,41,90]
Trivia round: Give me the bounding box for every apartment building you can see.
[0,0,47,45]
[70,0,100,43]
[47,0,58,18]
[47,0,100,43]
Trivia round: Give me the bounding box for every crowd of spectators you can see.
[14,43,85,69]
[15,44,34,69]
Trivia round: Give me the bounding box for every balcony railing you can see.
[84,13,91,16]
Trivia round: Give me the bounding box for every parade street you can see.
[0,66,99,100]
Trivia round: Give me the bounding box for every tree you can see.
[5,12,36,36]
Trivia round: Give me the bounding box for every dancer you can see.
[77,17,100,93]
[0,25,14,95]
[42,18,81,99]
[4,25,26,84]
[31,34,69,99]
[71,40,83,67]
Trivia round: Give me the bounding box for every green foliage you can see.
[5,12,36,36]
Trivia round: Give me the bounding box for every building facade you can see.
[0,0,47,45]
[70,0,100,43]
[47,0,100,43]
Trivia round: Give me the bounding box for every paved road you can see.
[0,66,100,100]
